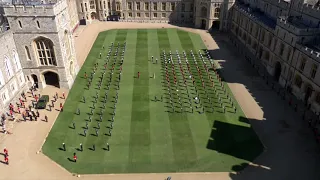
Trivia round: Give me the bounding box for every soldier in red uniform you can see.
[73,153,77,162]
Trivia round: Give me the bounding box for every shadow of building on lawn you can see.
[207,118,264,173]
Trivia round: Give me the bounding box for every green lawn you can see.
[42,29,263,174]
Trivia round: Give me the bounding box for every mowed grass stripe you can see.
[103,29,136,173]
[157,29,197,170]
[72,30,119,173]
[176,30,223,171]
[42,30,117,173]
[128,29,151,172]
[147,29,174,172]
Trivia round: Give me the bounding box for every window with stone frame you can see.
[103,1,106,9]
[315,93,320,105]
[153,13,158,18]
[310,63,318,79]
[1,91,7,102]
[136,2,140,10]
[4,56,13,78]
[190,3,193,11]
[214,8,220,18]
[294,75,302,88]
[145,13,149,18]
[162,2,166,11]
[287,47,292,60]
[13,50,22,71]
[171,2,175,11]
[34,38,57,66]
[0,70,4,86]
[162,13,166,18]
[299,58,306,72]
[128,12,132,17]
[116,2,120,11]
[181,3,185,12]
[127,2,132,10]
[153,2,157,10]
[137,13,141,17]
[279,43,285,56]
[145,2,149,10]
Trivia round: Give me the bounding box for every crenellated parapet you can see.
[2,0,67,17]
[277,16,320,35]
[297,44,320,61]
[302,3,320,19]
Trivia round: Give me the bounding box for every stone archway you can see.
[91,12,97,20]
[201,19,207,29]
[274,61,281,82]
[31,74,38,88]
[43,71,60,88]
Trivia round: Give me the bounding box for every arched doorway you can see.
[91,12,97,20]
[201,19,207,29]
[212,20,220,29]
[274,61,281,81]
[31,74,38,88]
[43,71,60,88]
[304,85,313,103]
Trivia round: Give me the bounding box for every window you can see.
[153,2,157,10]
[128,12,132,17]
[287,48,291,60]
[190,3,194,11]
[162,2,166,11]
[201,7,207,18]
[10,82,16,93]
[153,13,158,18]
[0,71,4,86]
[90,0,95,9]
[268,34,272,47]
[116,2,120,11]
[80,3,84,12]
[260,30,265,43]
[316,93,320,104]
[4,56,13,78]
[214,8,220,18]
[36,20,40,28]
[19,74,25,84]
[145,13,149,18]
[13,50,22,71]
[25,46,31,60]
[181,3,185,11]
[162,13,166,18]
[310,64,318,79]
[145,2,149,10]
[279,43,285,56]
[103,1,106,9]
[137,13,141,17]
[294,75,302,88]
[136,2,140,10]
[171,2,175,11]
[181,13,184,19]
[100,1,102,9]
[1,92,8,103]
[108,2,110,9]
[128,2,132,10]
[85,3,88,11]
[189,13,193,19]
[299,58,306,71]
[18,20,22,28]
[34,37,56,66]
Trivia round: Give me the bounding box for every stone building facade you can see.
[228,0,320,113]
[75,0,234,31]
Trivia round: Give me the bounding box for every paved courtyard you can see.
[0,21,319,180]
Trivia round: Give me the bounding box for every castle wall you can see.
[0,30,28,113]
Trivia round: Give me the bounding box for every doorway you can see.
[43,71,60,88]
[274,61,281,82]
[211,20,220,29]
[31,74,38,88]
[201,19,207,29]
